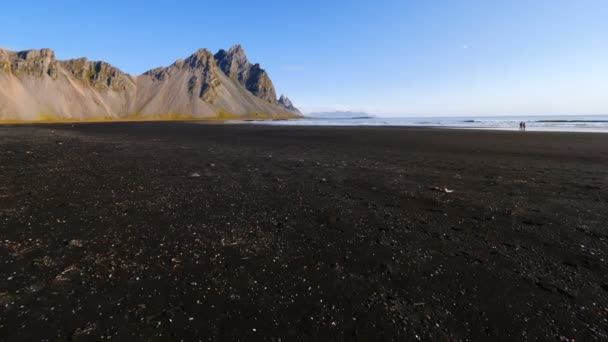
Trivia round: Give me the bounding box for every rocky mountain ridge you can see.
[214,45,278,105]
[278,95,301,114]
[0,45,300,121]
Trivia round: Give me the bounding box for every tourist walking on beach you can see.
[519,122,523,131]
[522,122,526,131]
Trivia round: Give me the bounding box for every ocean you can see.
[243,115,608,133]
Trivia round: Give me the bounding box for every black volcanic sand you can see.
[0,122,607,341]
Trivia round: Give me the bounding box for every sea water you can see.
[243,115,608,133]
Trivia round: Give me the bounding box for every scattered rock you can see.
[67,239,83,248]
[0,292,13,306]
[27,282,45,294]
[71,322,97,340]
[53,265,79,283]
[32,256,55,268]
[432,186,454,193]
[535,281,575,299]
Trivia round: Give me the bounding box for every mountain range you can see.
[0,45,300,121]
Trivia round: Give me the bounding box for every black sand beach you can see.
[1,122,607,341]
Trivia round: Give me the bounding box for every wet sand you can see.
[0,122,607,341]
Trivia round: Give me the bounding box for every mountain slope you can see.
[0,45,301,121]
[0,48,137,120]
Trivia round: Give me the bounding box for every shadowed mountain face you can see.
[278,95,301,114]
[214,45,278,105]
[0,45,301,121]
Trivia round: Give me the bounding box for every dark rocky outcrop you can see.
[2,48,59,78]
[59,58,135,91]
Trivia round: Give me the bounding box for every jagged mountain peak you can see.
[183,48,216,69]
[214,45,278,105]
[278,94,301,114]
[214,46,249,79]
[228,44,246,55]
[189,48,215,59]
[144,48,217,81]
[215,45,247,61]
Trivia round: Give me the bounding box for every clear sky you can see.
[1,0,607,116]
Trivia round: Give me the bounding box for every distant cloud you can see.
[282,65,305,71]
[461,44,469,49]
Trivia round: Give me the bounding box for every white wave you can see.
[239,115,608,132]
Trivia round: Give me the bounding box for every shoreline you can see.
[3,119,608,134]
[245,123,608,133]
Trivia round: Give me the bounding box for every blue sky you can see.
[1,0,607,116]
